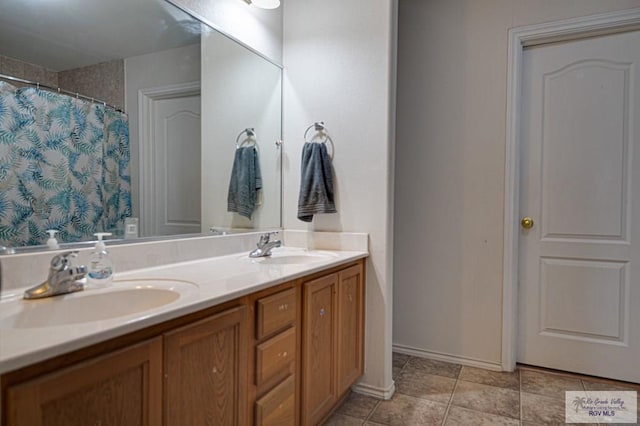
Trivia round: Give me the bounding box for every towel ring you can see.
[304,121,329,144]
[235,127,258,148]
[303,121,334,159]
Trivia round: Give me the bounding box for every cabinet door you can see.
[5,337,163,426]
[302,273,337,426]
[336,264,365,396]
[164,305,249,426]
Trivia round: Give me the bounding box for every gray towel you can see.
[227,146,262,219]
[297,142,336,222]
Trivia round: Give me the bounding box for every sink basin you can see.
[240,249,338,265]
[0,279,198,329]
[260,254,333,264]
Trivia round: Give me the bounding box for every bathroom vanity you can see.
[0,248,366,426]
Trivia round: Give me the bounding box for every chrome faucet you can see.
[249,232,282,258]
[24,251,88,299]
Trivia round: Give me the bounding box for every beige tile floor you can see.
[324,352,640,426]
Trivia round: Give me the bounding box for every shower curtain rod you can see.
[0,73,125,114]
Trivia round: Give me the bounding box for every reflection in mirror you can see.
[0,0,282,251]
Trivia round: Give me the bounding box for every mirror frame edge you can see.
[165,0,284,69]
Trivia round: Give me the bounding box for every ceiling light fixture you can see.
[243,0,280,9]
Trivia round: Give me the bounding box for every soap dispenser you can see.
[46,230,60,249]
[88,232,114,288]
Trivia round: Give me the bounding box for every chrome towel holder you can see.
[304,121,329,143]
[304,121,334,158]
[235,127,258,148]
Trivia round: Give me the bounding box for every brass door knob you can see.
[521,217,534,229]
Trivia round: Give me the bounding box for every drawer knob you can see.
[320,308,325,316]
[279,304,288,311]
[279,351,288,358]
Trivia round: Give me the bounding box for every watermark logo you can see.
[566,391,637,423]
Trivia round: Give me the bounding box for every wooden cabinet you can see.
[1,259,365,426]
[3,305,249,426]
[302,262,365,425]
[5,337,163,426]
[164,305,249,426]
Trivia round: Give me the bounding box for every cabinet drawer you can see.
[255,374,296,426]
[256,327,296,385]
[256,288,296,339]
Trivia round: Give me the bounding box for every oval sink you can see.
[260,254,332,264]
[0,279,197,329]
[240,249,338,265]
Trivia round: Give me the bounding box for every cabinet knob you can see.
[279,303,288,311]
[320,308,325,316]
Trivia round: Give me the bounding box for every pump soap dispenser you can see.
[46,230,60,249]
[88,232,114,288]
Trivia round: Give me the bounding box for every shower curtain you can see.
[0,81,131,247]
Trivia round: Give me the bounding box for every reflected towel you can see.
[297,142,336,222]
[227,146,262,219]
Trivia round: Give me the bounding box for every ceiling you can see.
[0,0,201,72]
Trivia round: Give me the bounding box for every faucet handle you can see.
[259,231,279,244]
[50,251,79,271]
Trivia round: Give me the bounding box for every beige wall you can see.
[394,0,640,366]
[283,0,397,396]
[1,55,123,110]
[59,60,124,111]
[0,55,58,87]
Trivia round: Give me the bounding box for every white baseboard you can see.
[351,380,396,400]
[393,344,503,372]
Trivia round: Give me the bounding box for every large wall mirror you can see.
[0,0,282,251]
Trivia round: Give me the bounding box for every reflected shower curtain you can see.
[0,81,131,246]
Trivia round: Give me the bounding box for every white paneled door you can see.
[152,94,201,236]
[518,30,640,383]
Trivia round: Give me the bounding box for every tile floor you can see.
[324,352,640,425]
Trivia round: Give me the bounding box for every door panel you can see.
[336,264,364,397]
[302,274,337,425]
[518,30,640,382]
[6,338,162,426]
[540,258,626,341]
[152,94,201,235]
[164,306,248,426]
[541,60,630,240]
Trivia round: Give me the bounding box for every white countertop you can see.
[0,247,367,374]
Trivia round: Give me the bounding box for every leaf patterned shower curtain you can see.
[0,81,131,246]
